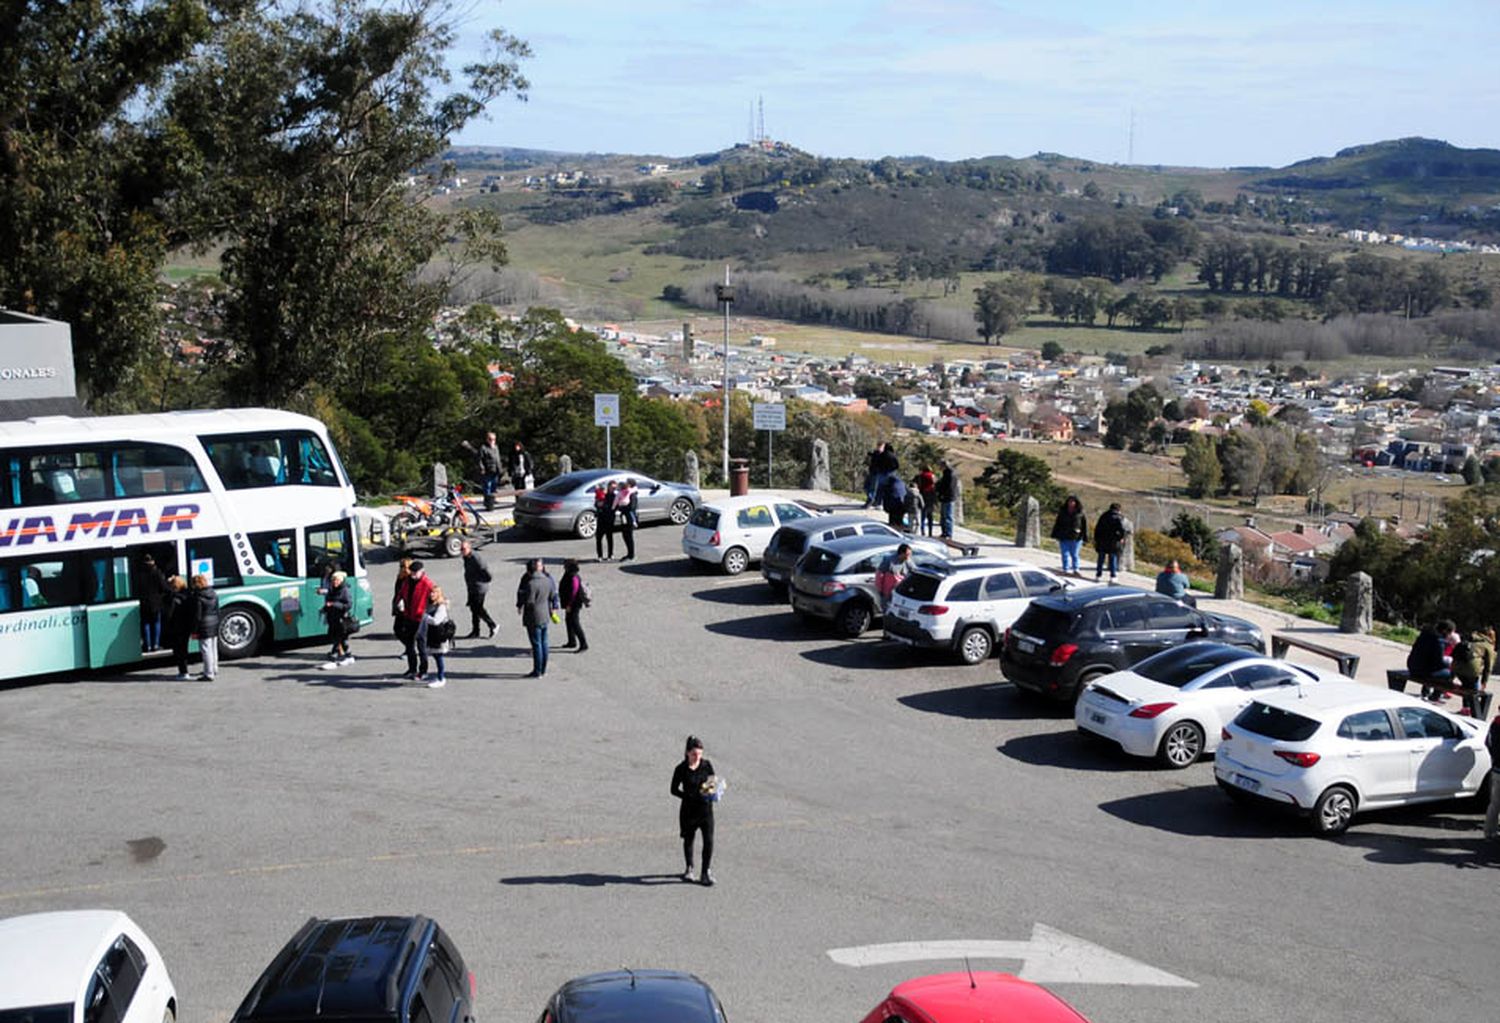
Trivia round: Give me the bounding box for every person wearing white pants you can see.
[192,574,220,681]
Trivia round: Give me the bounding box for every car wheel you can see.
[956,625,993,665]
[1311,784,1357,835]
[721,546,749,575]
[218,605,266,659]
[668,497,693,525]
[442,532,465,558]
[573,510,598,539]
[836,601,873,637]
[1156,720,1205,769]
[1072,668,1110,707]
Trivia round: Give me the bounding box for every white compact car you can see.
[884,558,1081,664]
[681,496,819,574]
[1075,642,1341,768]
[1215,680,1492,835]
[0,910,177,1023]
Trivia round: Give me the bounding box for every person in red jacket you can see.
[395,560,435,681]
[914,465,937,536]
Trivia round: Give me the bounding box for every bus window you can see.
[24,451,106,504]
[185,537,243,589]
[305,520,353,580]
[0,566,11,610]
[200,432,340,490]
[111,444,207,497]
[249,531,299,576]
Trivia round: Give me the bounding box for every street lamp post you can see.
[715,268,735,483]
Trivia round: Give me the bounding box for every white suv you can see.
[884,558,1081,664]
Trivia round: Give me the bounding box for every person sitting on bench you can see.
[1407,619,1456,700]
[1452,626,1494,717]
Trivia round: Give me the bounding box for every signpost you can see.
[594,393,620,467]
[752,402,786,486]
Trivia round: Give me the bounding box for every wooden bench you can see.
[1385,669,1494,719]
[1271,632,1360,679]
[937,535,981,558]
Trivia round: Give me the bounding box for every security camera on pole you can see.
[715,268,735,484]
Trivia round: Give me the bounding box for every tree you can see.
[1040,340,1064,361]
[1463,455,1482,485]
[0,0,239,404]
[854,374,901,406]
[1168,512,1219,564]
[1219,429,1267,503]
[973,278,1027,344]
[168,0,531,406]
[1180,433,1222,497]
[977,449,1063,514]
[1103,383,1164,452]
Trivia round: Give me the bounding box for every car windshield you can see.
[0,1006,72,1023]
[896,573,941,601]
[1011,605,1073,638]
[689,507,719,529]
[1134,645,1253,687]
[536,474,592,496]
[1234,702,1321,741]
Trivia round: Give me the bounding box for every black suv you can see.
[537,970,727,1023]
[231,916,473,1023]
[999,586,1264,705]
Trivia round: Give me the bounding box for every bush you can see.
[1134,529,1200,572]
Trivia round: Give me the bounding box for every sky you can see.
[448,0,1500,168]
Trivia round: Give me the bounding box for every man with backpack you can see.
[460,541,496,639]
[1451,626,1494,716]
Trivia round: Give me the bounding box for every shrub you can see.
[1134,529,1200,572]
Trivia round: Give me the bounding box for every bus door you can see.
[85,543,178,669]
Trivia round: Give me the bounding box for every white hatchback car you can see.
[1075,642,1341,768]
[682,496,820,574]
[884,558,1082,664]
[0,910,177,1023]
[1215,680,1492,835]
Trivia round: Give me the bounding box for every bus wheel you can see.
[218,606,266,659]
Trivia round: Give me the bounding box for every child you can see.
[424,586,453,688]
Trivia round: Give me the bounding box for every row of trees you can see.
[1180,426,1326,503]
[1185,308,1500,361]
[1042,215,1199,282]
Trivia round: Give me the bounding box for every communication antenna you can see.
[747,101,755,147]
[758,94,766,144]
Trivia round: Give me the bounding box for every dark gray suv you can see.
[789,534,947,637]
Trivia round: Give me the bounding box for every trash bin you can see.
[729,458,750,496]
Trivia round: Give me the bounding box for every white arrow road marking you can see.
[827,924,1196,987]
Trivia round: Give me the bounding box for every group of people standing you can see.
[1049,495,1130,583]
[591,478,640,562]
[375,545,591,686]
[864,444,959,539]
[135,554,221,680]
[473,433,536,511]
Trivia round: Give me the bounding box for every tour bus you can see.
[0,408,373,680]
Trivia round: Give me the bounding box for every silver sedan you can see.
[514,469,701,538]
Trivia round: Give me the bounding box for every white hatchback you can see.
[682,496,820,574]
[1076,642,1341,768]
[884,559,1082,664]
[1215,680,1491,835]
[0,910,177,1023]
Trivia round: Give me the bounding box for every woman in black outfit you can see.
[670,735,716,886]
[593,481,616,561]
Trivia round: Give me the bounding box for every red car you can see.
[858,972,1092,1023]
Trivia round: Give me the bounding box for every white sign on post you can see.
[594,393,620,468]
[753,403,786,486]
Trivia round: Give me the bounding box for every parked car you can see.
[230,916,473,1023]
[1215,680,1491,835]
[884,558,1084,664]
[999,587,1265,706]
[789,534,949,637]
[1075,642,1341,768]
[0,910,177,1023]
[682,495,821,574]
[857,971,1091,1023]
[536,970,726,1023]
[760,513,913,594]
[514,469,699,538]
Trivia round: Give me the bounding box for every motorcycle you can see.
[389,483,482,556]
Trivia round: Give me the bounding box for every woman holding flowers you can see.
[670,735,717,886]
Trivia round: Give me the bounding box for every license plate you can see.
[1017,639,1036,653]
[892,607,909,619]
[1089,711,1108,726]
[1233,773,1261,793]
[767,569,784,581]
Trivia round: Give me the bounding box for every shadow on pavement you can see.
[998,730,1153,771]
[1099,784,1309,838]
[801,641,917,671]
[1342,821,1500,868]
[617,558,702,579]
[704,612,810,642]
[900,681,1066,721]
[499,872,685,887]
[692,582,781,606]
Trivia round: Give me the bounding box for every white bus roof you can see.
[0,408,327,444]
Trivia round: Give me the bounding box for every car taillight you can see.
[468,971,477,999]
[820,581,846,595]
[540,500,562,511]
[1129,702,1176,719]
[918,604,949,615]
[1049,643,1078,666]
[1274,750,1321,768]
[1221,727,1233,741]
[709,530,721,546]
[1003,627,1012,647]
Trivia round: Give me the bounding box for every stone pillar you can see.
[1214,543,1244,600]
[558,454,572,475]
[1119,516,1136,573]
[684,450,700,489]
[1015,496,1040,547]
[952,472,964,526]
[806,439,830,491]
[1340,571,1372,634]
[432,461,448,498]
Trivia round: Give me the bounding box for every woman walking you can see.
[191,573,220,681]
[559,559,591,652]
[164,576,194,680]
[319,570,355,668]
[1050,495,1088,576]
[670,735,718,886]
[424,586,453,688]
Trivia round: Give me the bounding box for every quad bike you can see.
[389,483,482,556]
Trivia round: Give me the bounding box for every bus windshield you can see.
[200,431,341,490]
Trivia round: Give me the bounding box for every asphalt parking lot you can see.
[2,519,1495,1023]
